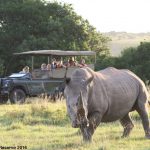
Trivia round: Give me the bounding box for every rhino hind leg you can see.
[120,114,134,138]
[135,102,150,139]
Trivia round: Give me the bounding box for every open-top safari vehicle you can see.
[0,50,96,104]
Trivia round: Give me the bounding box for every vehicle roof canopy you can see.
[13,50,96,56]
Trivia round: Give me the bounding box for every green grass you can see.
[0,99,150,150]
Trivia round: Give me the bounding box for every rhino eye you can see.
[76,102,78,106]
[68,104,71,109]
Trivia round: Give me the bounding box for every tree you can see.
[134,42,150,82]
[116,42,150,82]
[116,47,137,70]
[0,0,110,75]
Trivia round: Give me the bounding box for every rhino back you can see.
[89,67,147,122]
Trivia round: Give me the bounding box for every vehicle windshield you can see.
[9,73,27,78]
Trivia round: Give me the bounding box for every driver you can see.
[19,66,32,78]
[20,66,30,73]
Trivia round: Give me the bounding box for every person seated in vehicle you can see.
[40,63,51,78]
[20,66,30,73]
[63,60,69,67]
[78,59,87,67]
[47,63,51,70]
[51,58,57,69]
[41,63,47,70]
[66,57,77,67]
[19,66,32,78]
[56,60,66,68]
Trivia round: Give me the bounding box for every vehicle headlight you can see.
[2,80,10,87]
[4,82,9,87]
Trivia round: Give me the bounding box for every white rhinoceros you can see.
[64,67,150,141]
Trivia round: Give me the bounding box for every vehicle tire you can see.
[10,89,26,104]
[0,96,8,104]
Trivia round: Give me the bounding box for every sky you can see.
[48,0,150,33]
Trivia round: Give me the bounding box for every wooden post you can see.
[31,56,34,70]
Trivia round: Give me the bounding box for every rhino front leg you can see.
[136,102,150,138]
[120,113,134,138]
[80,112,102,142]
[80,126,94,142]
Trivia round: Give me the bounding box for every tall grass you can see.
[0,97,150,150]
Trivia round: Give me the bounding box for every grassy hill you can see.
[103,32,150,56]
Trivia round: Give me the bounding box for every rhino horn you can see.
[78,91,89,127]
[78,91,83,107]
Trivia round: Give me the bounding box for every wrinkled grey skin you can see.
[64,67,150,142]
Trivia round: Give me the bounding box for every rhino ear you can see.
[85,67,94,85]
[86,75,94,85]
[82,75,94,86]
[65,78,71,84]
